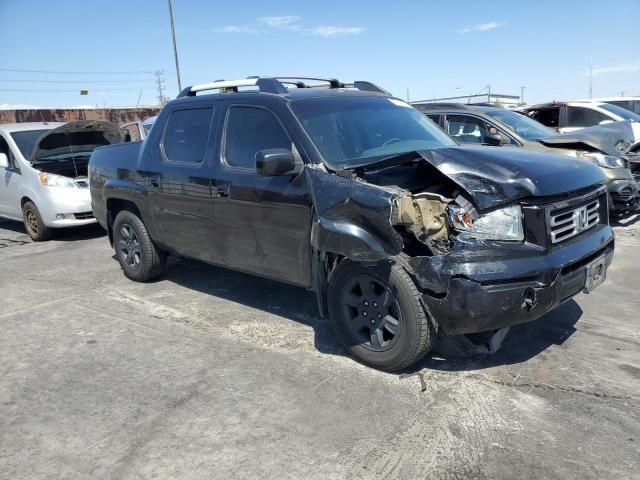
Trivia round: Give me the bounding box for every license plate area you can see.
[583,255,608,293]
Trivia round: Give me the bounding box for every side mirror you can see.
[0,153,9,169]
[255,148,302,176]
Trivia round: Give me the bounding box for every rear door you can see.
[210,102,313,287]
[144,104,221,262]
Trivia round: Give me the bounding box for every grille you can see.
[74,211,94,220]
[549,199,599,244]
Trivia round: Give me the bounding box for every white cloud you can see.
[458,22,505,34]
[258,15,301,29]
[312,26,364,38]
[213,25,258,34]
[591,61,640,77]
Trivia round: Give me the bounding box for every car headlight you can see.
[38,172,77,188]
[448,205,524,241]
[582,152,624,169]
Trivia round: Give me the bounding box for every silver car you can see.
[0,121,124,240]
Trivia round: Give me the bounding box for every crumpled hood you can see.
[538,120,634,156]
[416,146,605,210]
[30,120,124,163]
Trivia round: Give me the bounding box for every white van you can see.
[0,121,124,240]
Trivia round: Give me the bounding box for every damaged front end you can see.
[309,147,614,336]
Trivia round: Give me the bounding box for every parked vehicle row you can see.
[414,103,639,214]
[87,76,616,371]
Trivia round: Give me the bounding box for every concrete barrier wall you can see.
[0,108,161,125]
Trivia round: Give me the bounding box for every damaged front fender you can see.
[306,167,403,261]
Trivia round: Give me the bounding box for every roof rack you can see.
[176,76,389,98]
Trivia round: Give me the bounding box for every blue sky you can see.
[1,0,638,108]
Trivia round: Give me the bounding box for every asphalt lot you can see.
[0,215,639,480]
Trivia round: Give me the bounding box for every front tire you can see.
[22,201,52,241]
[327,258,433,371]
[113,210,166,282]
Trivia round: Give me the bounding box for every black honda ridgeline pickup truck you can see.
[89,77,614,371]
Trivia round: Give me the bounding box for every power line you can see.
[0,68,155,75]
[0,87,149,92]
[0,79,157,84]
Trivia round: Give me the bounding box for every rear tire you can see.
[327,258,433,371]
[113,210,166,282]
[22,201,52,241]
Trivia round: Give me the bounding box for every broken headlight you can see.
[38,172,77,188]
[581,152,625,169]
[448,205,524,241]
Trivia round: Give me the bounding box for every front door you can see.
[0,135,22,219]
[211,103,313,287]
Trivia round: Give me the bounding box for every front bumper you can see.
[37,187,96,228]
[411,224,615,335]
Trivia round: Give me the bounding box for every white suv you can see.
[521,101,640,152]
[0,121,123,240]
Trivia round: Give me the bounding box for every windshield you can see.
[599,103,640,121]
[291,96,456,169]
[10,130,49,158]
[483,109,556,141]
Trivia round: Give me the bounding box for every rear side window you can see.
[224,106,290,169]
[528,108,559,128]
[162,108,214,163]
[566,107,610,127]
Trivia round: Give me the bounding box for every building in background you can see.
[412,93,521,108]
[0,106,161,125]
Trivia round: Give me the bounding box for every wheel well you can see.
[106,199,141,243]
[21,196,34,208]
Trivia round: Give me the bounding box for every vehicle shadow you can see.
[0,219,105,241]
[160,256,584,371]
[412,299,583,373]
[161,257,346,357]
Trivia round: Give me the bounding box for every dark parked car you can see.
[90,77,614,371]
[415,103,639,214]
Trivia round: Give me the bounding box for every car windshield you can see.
[10,129,49,158]
[598,103,640,121]
[483,109,556,141]
[291,96,456,169]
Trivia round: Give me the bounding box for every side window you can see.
[162,108,214,163]
[566,107,611,127]
[122,124,142,142]
[224,106,291,169]
[528,108,559,128]
[445,115,489,144]
[426,114,441,125]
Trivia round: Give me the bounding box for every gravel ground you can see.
[0,214,638,479]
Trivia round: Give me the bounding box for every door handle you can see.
[217,184,230,198]
[149,175,160,188]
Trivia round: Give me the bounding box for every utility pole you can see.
[167,0,182,92]
[589,57,593,98]
[155,70,167,106]
[406,89,410,102]
[520,86,526,105]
